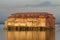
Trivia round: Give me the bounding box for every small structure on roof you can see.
[4,12,55,40]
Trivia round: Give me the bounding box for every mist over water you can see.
[0,24,60,40]
[0,24,6,40]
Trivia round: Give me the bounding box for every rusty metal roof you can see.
[8,12,53,18]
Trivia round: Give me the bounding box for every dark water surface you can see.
[0,24,60,40]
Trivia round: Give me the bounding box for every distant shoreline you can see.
[0,23,4,24]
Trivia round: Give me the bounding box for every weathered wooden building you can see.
[4,12,55,40]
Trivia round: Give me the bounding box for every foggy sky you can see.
[0,0,60,23]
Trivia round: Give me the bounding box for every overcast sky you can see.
[0,0,60,23]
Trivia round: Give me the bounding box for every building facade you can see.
[5,12,55,40]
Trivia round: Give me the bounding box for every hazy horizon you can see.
[0,0,60,23]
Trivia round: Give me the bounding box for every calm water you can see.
[0,24,6,40]
[0,24,60,40]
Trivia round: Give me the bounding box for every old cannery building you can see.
[4,12,55,40]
